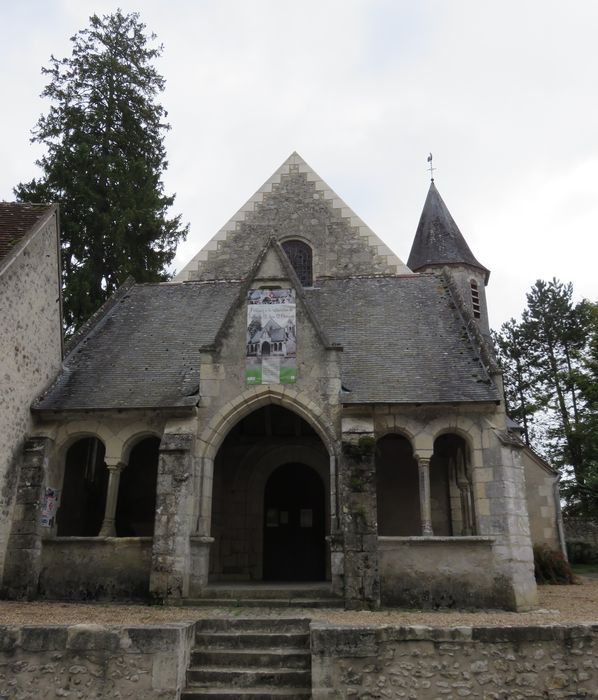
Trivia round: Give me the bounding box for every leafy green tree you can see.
[495,279,598,515]
[15,10,187,331]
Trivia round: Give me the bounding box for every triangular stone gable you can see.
[175,152,411,282]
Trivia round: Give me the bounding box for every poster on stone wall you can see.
[246,288,297,385]
[40,487,60,528]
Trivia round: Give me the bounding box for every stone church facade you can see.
[1,153,561,610]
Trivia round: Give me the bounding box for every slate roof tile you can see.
[35,273,499,411]
[0,203,54,263]
[304,275,499,404]
[34,281,241,411]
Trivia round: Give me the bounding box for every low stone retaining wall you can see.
[1,619,597,698]
[378,536,507,609]
[564,517,598,563]
[0,622,194,699]
[39,537,153,599]
[311,623,598,699]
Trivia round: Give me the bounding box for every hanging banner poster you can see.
[246,288,297,385]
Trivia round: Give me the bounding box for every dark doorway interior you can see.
[115,437,160,536]
[57,437,108,536]
[263,462,325,581]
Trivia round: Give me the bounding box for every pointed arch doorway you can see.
[209,405,330,583]
[263,462,325,581]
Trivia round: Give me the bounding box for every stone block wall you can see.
[0,622,193,699]
[39,538,153,600]
[0,213,62,585]
[565,517,598,563]
[522,450,561,551]
[378,536,502,609]
[311,623,598,699]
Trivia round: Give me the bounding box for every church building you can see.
[1,153,562,610]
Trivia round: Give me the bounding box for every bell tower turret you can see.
[408,179,491,335]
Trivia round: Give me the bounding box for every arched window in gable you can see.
[282,240,313,287]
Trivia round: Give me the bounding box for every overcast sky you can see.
[1,1,597,329]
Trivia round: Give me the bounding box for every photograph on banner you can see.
[246,288,297,385]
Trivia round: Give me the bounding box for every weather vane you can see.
[427,153,435,182]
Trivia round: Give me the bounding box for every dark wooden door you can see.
[263,463,325,581]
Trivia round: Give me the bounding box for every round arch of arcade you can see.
[198,386,339,461]
[198,388,338,584]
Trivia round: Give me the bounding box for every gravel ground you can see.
[0,579,596,628]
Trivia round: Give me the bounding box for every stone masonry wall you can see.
[523,452,560,551]
[0,623,194,699]
[311,623,598,699]
[0,215,62,585]
[190,169,398,282]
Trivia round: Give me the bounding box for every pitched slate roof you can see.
[34,281,241,411]
[304,275,499,404]
[35,272,499,412]
[407,182,489,281]
[0,203,54,263]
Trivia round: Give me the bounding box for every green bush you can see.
[533,545,576,584]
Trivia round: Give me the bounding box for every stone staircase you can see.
[181,617,312,699]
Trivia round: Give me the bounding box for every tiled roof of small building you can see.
[305,275,499,404]
[35,273,499,412]
[0,203,54,263]
[407,182,489,280]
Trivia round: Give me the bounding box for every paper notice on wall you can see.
[40,487,60,528]
[246,288,297,385]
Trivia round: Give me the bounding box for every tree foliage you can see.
[494,279,598,516]
[15,10,187,332]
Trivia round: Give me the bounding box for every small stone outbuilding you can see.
[1,154,563,610]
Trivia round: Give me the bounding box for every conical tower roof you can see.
[407,181,489,282]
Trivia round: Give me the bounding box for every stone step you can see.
[185,597,343,608]
[190,648,310,670]
[194,631,310,650]
[196,617,310,633]
[187,667,311,689]
[181,687,311,699]
[192,584,334,600]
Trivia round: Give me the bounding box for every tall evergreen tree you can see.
[492,318,544,447]
[522,279,589,476]
[15,10,187,332]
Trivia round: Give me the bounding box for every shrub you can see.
[533,544,576,584]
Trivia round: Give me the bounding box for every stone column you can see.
[1,437,53,599]
[339,435,380,610]
[456,449,473,536]
[416,456,433,536]
[98,460,125,537]
[150,433,194,602]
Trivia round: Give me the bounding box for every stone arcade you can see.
[0,153,564,610]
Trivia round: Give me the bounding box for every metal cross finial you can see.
[427,153,435,182]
